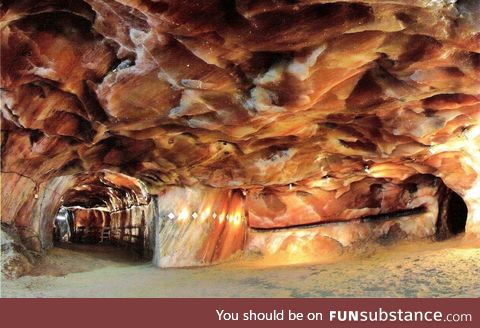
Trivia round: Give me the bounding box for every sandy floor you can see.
[1,238,479,297]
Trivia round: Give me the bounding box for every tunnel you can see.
[43,171,473,267]
[51,171,154,259]
[447,192,468,235]
[436,188,469,240]
[0,0,479,298]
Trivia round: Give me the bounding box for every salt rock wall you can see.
[153,176,444,267]
[247,175,441,229]
[1,174,76,278]
[1,223,34,279]
[153,187,246,267]
[1,0,480,265]
[1,174,77,252]
[246,175,444,257]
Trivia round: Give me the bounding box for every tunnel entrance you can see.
[437,187,468,240]
[446,192,468,235]
[52,171,154,260]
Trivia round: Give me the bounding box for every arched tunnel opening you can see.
[51,171,154,260]
[436,187,468,240]
[447,192,468,235]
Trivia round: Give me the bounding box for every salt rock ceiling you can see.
[61,170,150,211]
[1,0,479,230]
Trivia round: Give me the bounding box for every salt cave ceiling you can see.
[1,0,479,230]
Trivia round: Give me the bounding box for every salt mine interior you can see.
[1,0,479,297]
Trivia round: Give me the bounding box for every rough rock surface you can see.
[1,0,479,265]
[1,224,35,279]
[62,170,150,210]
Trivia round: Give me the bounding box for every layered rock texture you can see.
[1,0,479,268]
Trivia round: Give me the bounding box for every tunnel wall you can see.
[152,187,247,267]
[150,176,469,267]
[1,173,76,252]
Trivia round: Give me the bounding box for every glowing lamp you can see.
[178,207,190,222]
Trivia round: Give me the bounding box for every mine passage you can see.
[52,171,154,259]
[446,192,468,235]
[1,0,478,284]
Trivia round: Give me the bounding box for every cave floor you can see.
[2,238,479,298]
